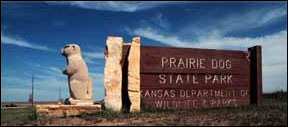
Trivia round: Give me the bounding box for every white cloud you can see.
[263,63,287,92]
[236,7,287,29]
[130,27,287,64]
[130,27,191,47]
[258,7,287,26]
[46,1,185,12]
[83,51,104,59]
[84,57,96,64]
[153,13,170,30]
[46,66,66,78]
[82,51,104,64]
[178,7,287,38]
[48,66,62,74]
[1,33,55,52]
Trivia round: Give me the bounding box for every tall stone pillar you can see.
[104,36,123,111]
[128,37,141,112]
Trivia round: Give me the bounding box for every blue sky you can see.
[1,1,287,102]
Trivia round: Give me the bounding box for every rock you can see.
[36,104,101,118]
[104,36,123,111]
[128,37,141,112]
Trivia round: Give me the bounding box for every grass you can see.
[81,109,130,118]
[78,99,287,126]
[1,107,37,126]
[1,98,287,126]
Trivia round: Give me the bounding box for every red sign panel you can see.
[122,45,262,109]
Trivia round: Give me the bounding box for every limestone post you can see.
[128,37,141,112]
[104,36,123,111]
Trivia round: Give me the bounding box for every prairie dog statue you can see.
[61,44,93,105]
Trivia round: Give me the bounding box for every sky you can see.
[1,1,287,102]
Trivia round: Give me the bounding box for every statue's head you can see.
[61,44,81,57]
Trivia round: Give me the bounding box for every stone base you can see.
[36,104,101,118]
[66,99,94,106]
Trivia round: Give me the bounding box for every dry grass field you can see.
[1,92,287,126]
